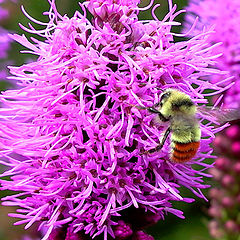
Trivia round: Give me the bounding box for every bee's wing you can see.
[197,106,240,124]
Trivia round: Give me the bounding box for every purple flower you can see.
[185,0,240,108]
[0,0,231,239]
[0,0,9,20]
[208,123,240,239]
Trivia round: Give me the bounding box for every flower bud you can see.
[214,135,228,149]
[226,125,240,139]
[209,188,220,199]
[114,220,133,240]
[232,141,240,155]
[236,194,240,204]
[209,168,222,181]
[234,162,240,174]
[225,220,239,233]
[221,174,235,187]
[215,157,229,170]
[221,196,234,208]
[208,220,224,238]
[208,205,222,218]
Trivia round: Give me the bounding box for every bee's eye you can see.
[160,92,171,103]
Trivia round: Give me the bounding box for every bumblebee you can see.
[138,88,239,163]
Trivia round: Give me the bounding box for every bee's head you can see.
[158,88,196,117]
[158,89,172,107]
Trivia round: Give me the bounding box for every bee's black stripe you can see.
[172,100,194,110]
[172,140,192,144]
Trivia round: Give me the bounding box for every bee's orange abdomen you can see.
[171,142,200,163]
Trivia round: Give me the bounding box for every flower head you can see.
[0,0,230,239]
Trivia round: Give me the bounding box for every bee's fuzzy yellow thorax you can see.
[159,89,196,118]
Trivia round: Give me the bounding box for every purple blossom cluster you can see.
[185,0,240,108]
[209,124,240,239]
[0,0,231,239]
[185,2,240,239]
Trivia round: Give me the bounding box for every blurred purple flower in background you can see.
[0,0,9,20]
[0,0,232,239]
[209,124,240,239]
[185,0,240,239]
[185,0,240,108]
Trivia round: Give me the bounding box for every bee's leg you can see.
[144,107,169,122]
[152,102,160,108]
[144,127,171,154]
[132,104,169,121]
[147,107,160,114]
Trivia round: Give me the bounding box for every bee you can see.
[136,88,239,163]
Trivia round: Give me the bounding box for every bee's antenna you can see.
[128,103,148,110]
[125,102,147,110]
